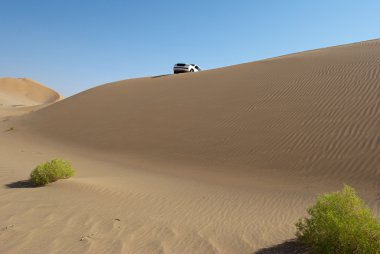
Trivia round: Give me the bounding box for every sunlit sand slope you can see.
[22,39,380,187]
[0,77,60,107]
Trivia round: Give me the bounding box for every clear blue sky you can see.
[1,1,380,96]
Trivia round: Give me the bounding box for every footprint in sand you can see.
[113,218,121,230]
[0,225,14,235]
[79,218,121,242]
[80,232,97,242]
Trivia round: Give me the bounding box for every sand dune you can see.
[21,39,380,187]
[1,39,380,253]
[0,77,61,107]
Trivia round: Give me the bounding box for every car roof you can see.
[175,63,198,66]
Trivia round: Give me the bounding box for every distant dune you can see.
[1,39,380,253]
[0,77,60,107]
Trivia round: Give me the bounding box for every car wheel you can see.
[190,69,194,72]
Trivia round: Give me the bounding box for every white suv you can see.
[173,63,201,74]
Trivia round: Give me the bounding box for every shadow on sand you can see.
[5,180,35,188]
[254,240,308,254]
[151,74,170,78]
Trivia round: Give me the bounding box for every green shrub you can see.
[30,159,74,186]
[295,185,380,253]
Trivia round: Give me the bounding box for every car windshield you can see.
[176,63,186,66]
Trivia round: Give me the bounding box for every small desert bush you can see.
[30,159,74,186]
[295,185,380,253]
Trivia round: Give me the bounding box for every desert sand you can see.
[1,39,380,253]
[0,77,60,107]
